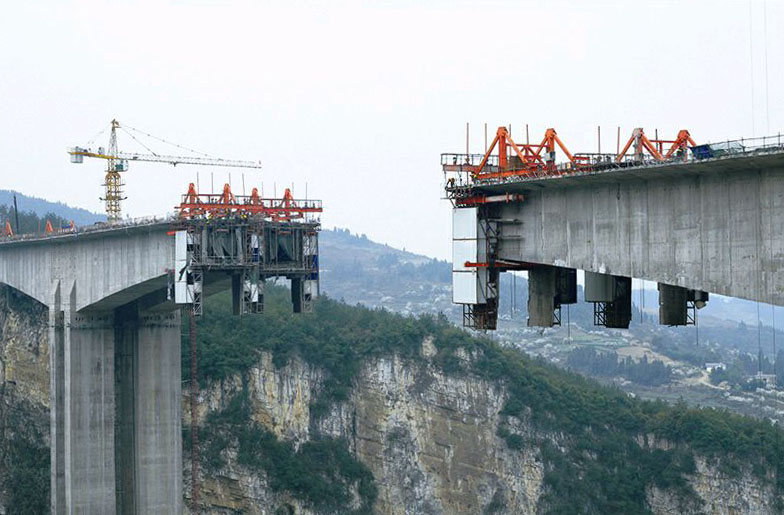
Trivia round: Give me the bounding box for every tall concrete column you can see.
[49,281,66,514]
[115,305,137,514]
[64,307,117,513]
[115,304,182,514]
[133,309,182,513]
[51,290,183,514]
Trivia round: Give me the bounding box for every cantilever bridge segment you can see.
[444,128,784,330]
[0,185,321,514]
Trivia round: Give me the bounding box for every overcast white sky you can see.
[0,0,781,259]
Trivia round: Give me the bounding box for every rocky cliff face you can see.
[0,286,50,514]
[646,454,778,515]
[187,342,779,515]
[0,284,780,514]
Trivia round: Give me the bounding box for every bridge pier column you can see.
[527,266,577,328]
[137,309,182,512]
[528,267,556,327]
[64,306,117,513]
[49,281,66,513]
[50,288,182,514]
[116,306,182,514]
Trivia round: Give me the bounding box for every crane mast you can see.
[69,119,263,222]
[104,119,124,221]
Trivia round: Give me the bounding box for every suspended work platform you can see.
[172,183,322,316]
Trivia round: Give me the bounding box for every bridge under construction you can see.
[0,182,321,513]
[444,126,784,330]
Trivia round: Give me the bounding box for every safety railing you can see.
[0,213,178,243]
[443,133,784,190]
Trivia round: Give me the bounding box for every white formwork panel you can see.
[175,231,187,262]
[175,282,188,304]
[174,231,189,304]
[303,233,317,256]
[244,280,259,303]
[453,207,478,240]
[453,270,479,304]
[453,207,482,304]
[452,239,478,272]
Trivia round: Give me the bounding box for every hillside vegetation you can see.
[0,204,69,235]
[188,286,784,514]
[0,190,104,227]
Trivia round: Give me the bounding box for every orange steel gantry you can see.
[176,183,323,221]
[446,125,695,186]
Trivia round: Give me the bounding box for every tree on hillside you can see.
[0,205,69,235]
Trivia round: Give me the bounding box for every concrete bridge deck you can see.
[472,148,784,194]
[0,219,174,312]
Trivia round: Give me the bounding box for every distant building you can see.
[705,362,726,372]
[755,372,777,388]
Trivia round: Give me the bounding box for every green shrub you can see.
[201,386,376,514]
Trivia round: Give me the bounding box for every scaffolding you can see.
[172,184,321,318]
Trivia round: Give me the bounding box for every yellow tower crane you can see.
[69,119,263,221]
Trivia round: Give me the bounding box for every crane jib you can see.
[69,150,262,169]
[68,119,264,221]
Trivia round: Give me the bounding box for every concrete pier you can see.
[527,268,557,327]
[131,309,182,512]
[65,310,117,512]
[115,305,182,513]
[49,296,183,513]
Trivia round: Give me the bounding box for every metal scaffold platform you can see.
[171,182,322,317]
